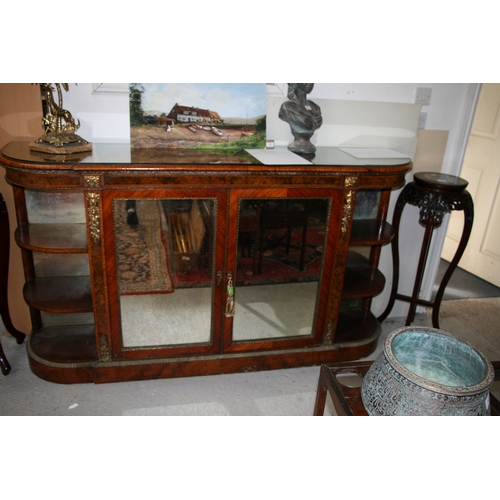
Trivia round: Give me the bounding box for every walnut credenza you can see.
[1,142,412,384]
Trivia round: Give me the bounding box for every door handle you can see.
[225,271,235,318]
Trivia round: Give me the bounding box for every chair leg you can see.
[0,193,27,348]
[0,340,12,375]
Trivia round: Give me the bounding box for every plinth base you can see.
[29,141,92,155]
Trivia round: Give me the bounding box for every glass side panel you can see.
[232,198,329,341]
[25,191,85,224]
[41,312,95,327]
[353,190,381,219]
[113,198,215,348]
[34,252,90,278]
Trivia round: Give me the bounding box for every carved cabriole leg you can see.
[431,191,474,328]
[0,341,11,375]
[378,187,407,323]
[1,193,26,375]
[84,179,112,363]
[324,178,358,345]
[0,193,27,343]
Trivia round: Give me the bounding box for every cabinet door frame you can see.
[223,187,344,353]
[102,188,228,359]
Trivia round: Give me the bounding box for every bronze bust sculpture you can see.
[279,83,322,154]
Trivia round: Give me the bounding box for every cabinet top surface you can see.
[1,142,412,171]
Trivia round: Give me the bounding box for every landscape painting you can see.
[129,83,266,150]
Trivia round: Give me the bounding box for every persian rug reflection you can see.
[114,200,173,294]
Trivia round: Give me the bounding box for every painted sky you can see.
[138,83,266,119]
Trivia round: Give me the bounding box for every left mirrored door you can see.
[105,190,226,354]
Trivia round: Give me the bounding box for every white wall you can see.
[305,84,479,318]
[62,82,478,319]
[64,83,474,163]
[63,84,130,143]
[269,96,422,158]
[309,84,476,175]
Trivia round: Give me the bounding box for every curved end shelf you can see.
[334,308,381,346]
[342,251,386,300]
[28,325,97,384]
[350,220,394,246]
[23,276,93,314]
[15,224,88,253]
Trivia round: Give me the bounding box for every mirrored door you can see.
[227,190,334,349]
[107,190,225,354]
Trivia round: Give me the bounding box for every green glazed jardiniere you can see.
[361,326,495,416]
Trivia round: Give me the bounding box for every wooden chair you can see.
[257,199,311,275]
[238,199,313,276]
[0,193,26,375]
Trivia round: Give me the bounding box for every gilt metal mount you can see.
[30,83,92,154]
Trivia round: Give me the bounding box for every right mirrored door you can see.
[230,194,333,345]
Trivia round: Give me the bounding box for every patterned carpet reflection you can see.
[114,200,173,295]
[236,227,324,286]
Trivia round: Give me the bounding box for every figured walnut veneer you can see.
[1,142,412,384]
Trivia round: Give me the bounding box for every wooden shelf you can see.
[350,220,394,246]
[23,276,93,313]
[334,308,381,345]
[15,224,88,253]
[29,324,97,363]
[342,251,385,299]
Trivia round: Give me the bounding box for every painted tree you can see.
[129,83,146,126]
[255,115,266,133]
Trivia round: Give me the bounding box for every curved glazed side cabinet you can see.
[0,142,411,383]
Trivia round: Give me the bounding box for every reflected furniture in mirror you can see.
[243,199,313,275]
[0,142,411,384]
